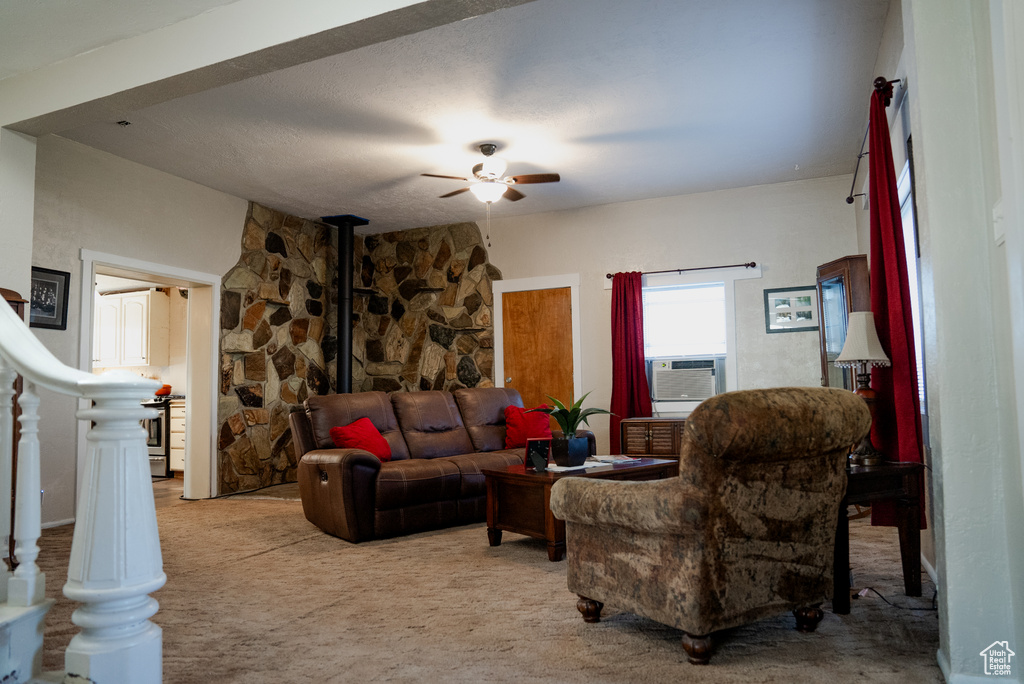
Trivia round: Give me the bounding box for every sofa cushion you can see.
[305,392,410,460]
[330,417,392,462]
[445,450,527,498]
[454,387,524,452]
[391,391,475,459]
[504,405,553,448]
[375,458,462,510]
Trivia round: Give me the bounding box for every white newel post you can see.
[63,373,165,684]
[9,380,44,607]
[0,360,16,601]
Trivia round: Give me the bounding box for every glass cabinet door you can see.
[816,255,870,390]
[819,276,851,390]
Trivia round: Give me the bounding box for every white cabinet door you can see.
[95,298,121,366]
[120,294,149,365]
[93,290,169,368]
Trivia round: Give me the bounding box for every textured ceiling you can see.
[15,0,890,233]
[0,0,241,81]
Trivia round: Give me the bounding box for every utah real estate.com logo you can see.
[980,641,1015,677]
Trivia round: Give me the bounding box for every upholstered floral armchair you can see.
[549,387,870,664]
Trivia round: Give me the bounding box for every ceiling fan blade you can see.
[504,187,526,202]
[422,173,470,181]
[509,173,560,185]
[439,187,472,198]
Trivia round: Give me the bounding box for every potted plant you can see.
[529,392,612,467]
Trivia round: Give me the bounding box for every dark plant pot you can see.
[551,436,589,467]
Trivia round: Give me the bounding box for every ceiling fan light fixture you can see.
[479,155,507,178]
[470,181,507,203]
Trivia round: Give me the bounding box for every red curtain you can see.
[609,272,652,454]
[867,81,926,527]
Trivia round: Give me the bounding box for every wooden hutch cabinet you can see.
[619,417,686,458]
[815,255,870,390]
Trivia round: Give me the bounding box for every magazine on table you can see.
[546,455,641,472]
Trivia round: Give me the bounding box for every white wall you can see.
[486,174,859,451]
[0,128,37,299]
[904,0,1024,680]
[31,134,247,523]
[160,288,189,392]
[854,0,905,256]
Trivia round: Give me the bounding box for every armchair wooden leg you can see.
[576,595,604,623]
[793,604,824,633]
[681,632,712,665]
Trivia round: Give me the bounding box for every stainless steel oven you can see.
[141,398,171,477]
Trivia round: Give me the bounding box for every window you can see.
[898,157,927,413]
[642,282,726,358]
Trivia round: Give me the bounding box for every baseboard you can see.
[42,518,74,529]
[921,553,938,585]
[940,647,1022,684]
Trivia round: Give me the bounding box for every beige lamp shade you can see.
[835,311,891,368]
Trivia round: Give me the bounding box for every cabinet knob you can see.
[506,377,512,383]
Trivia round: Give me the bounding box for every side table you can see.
[833,461,924,614]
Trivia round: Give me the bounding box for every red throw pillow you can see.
[504,405,553,449]
[329,417,392,462]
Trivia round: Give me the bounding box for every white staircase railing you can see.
[0,299,165,683]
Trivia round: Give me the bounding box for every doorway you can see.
[493,274,582,409]
[78,250,221,502]
[93,273,187,495]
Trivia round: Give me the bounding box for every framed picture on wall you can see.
[763,286,818,334]
[29,266,71,330]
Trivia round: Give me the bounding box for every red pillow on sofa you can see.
[329,417,393,462]
[504,405,553,449]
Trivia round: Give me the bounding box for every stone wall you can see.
[218,203,338,494]
[353,222,500,393]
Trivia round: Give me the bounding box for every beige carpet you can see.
[37,498,940,683]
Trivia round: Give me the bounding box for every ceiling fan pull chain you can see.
[485,202,492,247]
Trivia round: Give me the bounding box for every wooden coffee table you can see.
[483,458,679,561]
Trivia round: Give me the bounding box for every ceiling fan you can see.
[421,143,561,203]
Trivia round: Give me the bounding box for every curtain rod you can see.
[605,262,756,279]
[846,77,902,204]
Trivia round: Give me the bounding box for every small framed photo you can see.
[29,266,71,330]
[764,286,818,334]
[525,438,551,472]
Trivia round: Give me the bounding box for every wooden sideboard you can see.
[619,417,686,458]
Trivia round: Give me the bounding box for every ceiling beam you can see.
[1,0,534,136]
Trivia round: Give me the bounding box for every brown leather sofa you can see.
[290,387,596,542]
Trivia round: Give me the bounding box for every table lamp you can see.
[834,311,890,465]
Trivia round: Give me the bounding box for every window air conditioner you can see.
[649,357,724,402]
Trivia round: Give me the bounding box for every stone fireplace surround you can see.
[217,203,500,494]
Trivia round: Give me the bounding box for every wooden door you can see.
[621,421,650,455]
[647,422,679,455]
[501,287,574,411]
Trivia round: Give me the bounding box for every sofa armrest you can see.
[549,476,704,536]
[297,448,382,542]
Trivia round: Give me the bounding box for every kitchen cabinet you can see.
[619,418,686,458]
[815,255,870,390]
[93,289,169,368]
[169,399,185,472]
